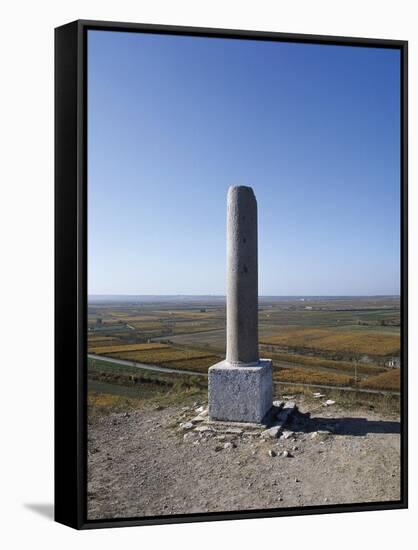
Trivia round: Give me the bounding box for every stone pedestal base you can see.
[208,359,273,423]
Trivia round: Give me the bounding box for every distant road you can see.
[87,353,207,377]
[88,353,400,396]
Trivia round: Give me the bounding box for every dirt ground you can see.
[87,397,401,520]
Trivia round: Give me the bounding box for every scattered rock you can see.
[313,392,325,398]
[183,432,195,441]
[195,425,214,433]
[195,406,204,413]
[224,442,236,450]
[268,449,277,457]
[261,426,280,439]
[271,401,297,433]
[281,450,292,458]
[180,422,194,430]
[223,427,243,435]
[311,430,330,441]
[323,399,336,407]
[280,430,293,440]
[190,415,205,423]
[294,477,300,483]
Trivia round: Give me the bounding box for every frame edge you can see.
[55,19,85,530]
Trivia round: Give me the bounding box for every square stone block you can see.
[208,359,273,423]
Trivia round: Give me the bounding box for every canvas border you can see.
[54,19,408,530]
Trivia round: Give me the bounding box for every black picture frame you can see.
[55,19,408,530]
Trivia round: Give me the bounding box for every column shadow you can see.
[289,411,400,436]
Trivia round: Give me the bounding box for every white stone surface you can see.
[208,359,273,423]
[261,426,281,439]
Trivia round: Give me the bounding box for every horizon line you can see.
[88,293,400,298]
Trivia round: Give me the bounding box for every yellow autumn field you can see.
[261,327,399,356]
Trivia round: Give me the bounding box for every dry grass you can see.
[163,356,219,372]
[261,327,400,356]
[274,367,353,387]
[87,366,208,417]
[359,370,400,391]
[274,384,400,415]
[114,348,213,364]
[267,350,387,375]
[89,343,169,354]
[88,392,144,417]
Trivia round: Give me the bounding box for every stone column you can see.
[226,186,259,365]
[208,186,272,423]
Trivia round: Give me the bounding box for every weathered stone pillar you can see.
[208,186,272,423]
[226,186,259,365]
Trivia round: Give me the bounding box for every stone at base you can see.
[208,359,273,423]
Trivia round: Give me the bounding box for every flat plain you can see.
[88,295,401,391]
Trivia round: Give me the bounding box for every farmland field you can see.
[260,327,400,356]
[88,342,169,354]
[88,295,401,392]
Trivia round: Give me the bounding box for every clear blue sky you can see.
[88,30,400,296]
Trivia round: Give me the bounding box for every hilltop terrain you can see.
[87,392,400,519]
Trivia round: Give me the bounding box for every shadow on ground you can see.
[289,411,400,436]
[24,503,54,520]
